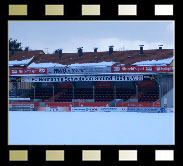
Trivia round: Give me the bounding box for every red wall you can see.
[45,102,73,107]
[9,102,39,107]
[80,102,109,107]
[45,102,110,107]
[10,102,159,108]
[116,102,153,107]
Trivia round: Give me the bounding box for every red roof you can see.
[9,50,45,61]
[9,49,173,66]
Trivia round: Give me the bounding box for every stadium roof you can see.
[9,49,174,67]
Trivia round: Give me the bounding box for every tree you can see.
[9,38,23,51]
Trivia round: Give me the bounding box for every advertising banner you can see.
[85,107,98,112]
[71,107,127,112]
[10,68,47,75]
[127,107,166,113]
[11,103,34,108]
[154,99,160,107]
[98,107,127,112]
[21,75,143,82]
[166,108,174,113]
[71,107,86,112]
[156,66,174,72]
[37,107,71,112]
[47,66,111,74]
[111,66,173,73]
[116,102,154,107]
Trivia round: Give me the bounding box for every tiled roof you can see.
[9,49,173,66]
[9,50,45,61]
[33,49,173,66]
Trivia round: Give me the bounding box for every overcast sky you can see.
[9,21,174,53]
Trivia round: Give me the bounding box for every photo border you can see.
[0,0,180,166]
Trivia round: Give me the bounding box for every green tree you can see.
[9,38,23,51]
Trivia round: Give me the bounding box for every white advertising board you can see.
[21,75,143,82]
[71,107,127,112]
[47,66,111,74]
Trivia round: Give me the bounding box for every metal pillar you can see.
[33,86,35,101]
[93,85,95,100]
[136,83,138,101]
[159,84,161,107]
[15,83,17,98]
[114,85,116,100]
[72,85,74,100]
[53,85,55,102]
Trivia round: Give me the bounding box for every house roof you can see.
[9,49,174,67]
[33,49,173,66]
[9,50,44,61]
[9,50,45,67]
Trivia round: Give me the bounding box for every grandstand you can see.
[9,46,174,112]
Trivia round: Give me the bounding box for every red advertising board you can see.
[81,102,110,107]
[9,102,40,107]
[154,99,160,107]
[111,66,173,73]
[155,66,174,72]
[10,68,47,75]
[37,106,71,112]
[45,102,110,107]
[45,102,73,107]
[116,102,153,107]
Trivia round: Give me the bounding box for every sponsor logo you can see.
[11,70,17,74]
[50,107,59,112]
[24,70,32,74]
[39,69,46,73]
[72,108,86,112]
[128,67,137,71]
[90,108,97,112]
[145,66,152,71]
[121,67,127,71]
[19,70,23,74]
[113,67,120,72]
[100,107,118,112]
[31,69,38,74]
[156,66,160,71]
